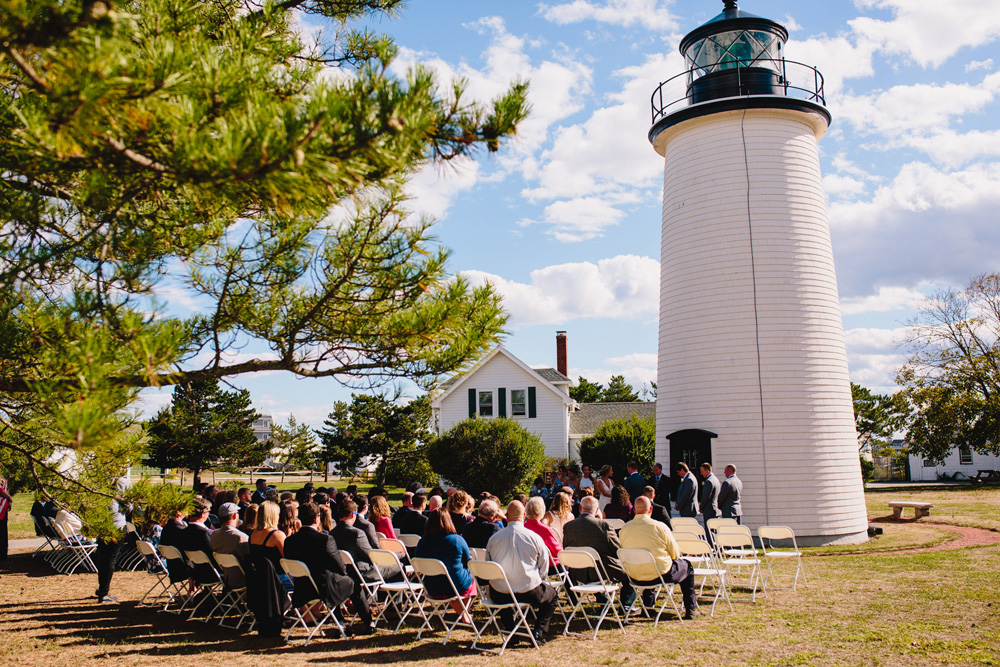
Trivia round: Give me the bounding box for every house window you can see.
[479,391,493,417]
[959,445,973,465]
[511,389,526,416]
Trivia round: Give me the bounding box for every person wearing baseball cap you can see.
[210,502,249,588]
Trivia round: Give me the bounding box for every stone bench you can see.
[889,501,933,520]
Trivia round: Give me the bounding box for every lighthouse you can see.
[649,1,868,545]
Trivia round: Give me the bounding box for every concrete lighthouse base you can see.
[655,106,868,546]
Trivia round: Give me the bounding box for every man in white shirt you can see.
[485,500,557,644]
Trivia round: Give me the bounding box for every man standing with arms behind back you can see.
[718,464,743,524]
[650,463,670,508]
[699,463,721,544]
[673,463,697,518]
[623,461,645,507]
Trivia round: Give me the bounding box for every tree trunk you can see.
[324,462,329,483]
[192,468,202,491]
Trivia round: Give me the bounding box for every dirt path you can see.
[897,522,1000,553]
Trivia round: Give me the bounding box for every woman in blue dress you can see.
[415,508,476,625]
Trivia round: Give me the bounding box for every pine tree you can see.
[273,414,321,472]
[602,375,640,402]
[570,376,604,403]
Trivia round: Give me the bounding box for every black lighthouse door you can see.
[666,429,717,500]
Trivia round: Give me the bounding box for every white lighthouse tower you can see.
[650,1,867,545]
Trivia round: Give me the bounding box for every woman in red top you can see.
[370,495,395,539]
[524,496,562,572]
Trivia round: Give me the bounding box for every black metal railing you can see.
[650,58,825,125]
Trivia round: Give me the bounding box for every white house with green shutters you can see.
[429,346,574,460]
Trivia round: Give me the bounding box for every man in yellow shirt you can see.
[619,496,698,619]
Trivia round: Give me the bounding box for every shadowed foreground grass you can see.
[2,539,999,667]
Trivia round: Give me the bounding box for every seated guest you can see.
[640,486,673,530]
[159,509,190,581]
[462,499,502,548]
[284,502,375,636]
[351,495,381,549]
[240,504,258,536]
[392,492,415,529]
[563,496,636,610]
[54,507,87,540]
[524,497,562,570]
[249,501,291,591]
[370,495,396,539]
[529,476,549,503]
[31,496,56,537]
[542,492,574,542]
[619,496,697,619]
[180,497,217,583]
[415,508,476,625]
[332,501,401,583]
[210,502,249,588]
[485,501,558,644]
[250,479,268,506]
[237,488,251,519]
[399,493,429,537]
[318,504,334,533]
[426,495,443,516]
[603,485,633,521]
[447,490,471,535]
[279,500,300,536]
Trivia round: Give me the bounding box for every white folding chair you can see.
[115,523,147,572]
[758,525,807,591]
[279,558,347,645]
[339,549,382,621]
[184,550,226,621]
[43,517,73,572]
[135,541,178,608]
[30,514,59,559]
[211,552,254,631]
[675,536,732,616]
[671,517,702,532]
[410,557,477,644]
[714,529,765,602]
[52,521,98,574]
[379,537,416,578]
[369,549,427,633]
[469,547,487,561]
[156,544,193,614]
[616,548,683,626]
[398,533,421,550]
[605,518,626,531]
[557,548,626,639]
[467,560,539,655]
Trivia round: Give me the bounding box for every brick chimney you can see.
[556,331,568,377]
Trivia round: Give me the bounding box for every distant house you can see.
[253,414,273,444]
[431,333,656,461]
[430,345,574,459]
[908,445,1000,481]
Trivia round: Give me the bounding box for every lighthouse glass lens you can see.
[685,30,782,77]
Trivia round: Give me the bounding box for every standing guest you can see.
[619,496,698,619]
[370,495,396,539]
[352,495,381,549]
[562,496,637,611]
[241,504,259,536]
[485,501,558,644]
[462,499,502,548]
[650,463,671,508]
[211,503,249,588]
[392,492,415,529]
[640,486,673,529]
[699,463,721,544]
[579,464,595,493]
[596,465,614,513]
[94,475,131,603]
[284,502,375,636]
[332,501,401,583]
[249,501,291,591]
[524,497,562,570]
[447,490,471,535]
[674,462,698,518]
[251,479,268,506]
[0,474,12,561]
[430,486,446,500]
[399,493,429,536]
[530,476,549,503]
[603,485,633,521]
[564,471,578,496]
[237,488,251,519]
[542,492,574,542]
[718,465,743,524]
[415,509,476,625]
[623,461,646,505]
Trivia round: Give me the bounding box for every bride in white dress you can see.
[595,465,614,513]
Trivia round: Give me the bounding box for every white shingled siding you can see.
[654,107,868,544]
[434,353,571,460]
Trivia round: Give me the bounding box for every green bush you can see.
[860,455,875,486]
[428,418,546,501]
[579,414,656,480]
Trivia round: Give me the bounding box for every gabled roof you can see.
[569,401,656,437]
[430,346,573,407]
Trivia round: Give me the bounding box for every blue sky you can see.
[140,0,1000,430]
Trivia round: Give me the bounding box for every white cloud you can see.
[851,0,1000,68]
[788,35,877,97]
[902,129,1000,169]
[463,254,659,326]
[605,352,657,368]
[824,173,867,199]
[403,157,481,219]
[966,58,995,72]
[830,161,1000,297]
[840,286,927,315]
[537,0,678,31]
[844,326,912,393]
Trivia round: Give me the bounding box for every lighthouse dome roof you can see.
[679,2,788,55]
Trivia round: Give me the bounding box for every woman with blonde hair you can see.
[249,501,291,590]
[241,503,258,536]
[447,490,471,534]
[279,499,300,536]
[370,495,395,539]
[542,492,574,540]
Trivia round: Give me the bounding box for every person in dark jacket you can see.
[674,462,698,518]
[640,486,673,530]
[462,499,502,548]
[398,493,429,536]
[284,502,374,635]
[332,501,401,583]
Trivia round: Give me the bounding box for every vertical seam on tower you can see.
[741,101,770,525]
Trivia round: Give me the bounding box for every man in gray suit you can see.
[673,462,698,518]
[562,496,637,610]
[718,464,743,524]
[699,463,721,545]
